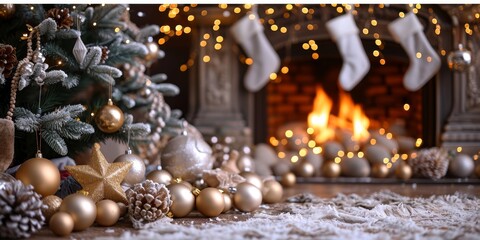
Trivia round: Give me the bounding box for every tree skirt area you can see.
[96,191,480,240]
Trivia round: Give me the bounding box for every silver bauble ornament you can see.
[364,144,392,165]
[73,36,87,64]
[448,153,474,178]
[323,141,344,160]
[161,134,213,182]
[447,44,472,72]
[340,156,370,177]
[113,149,146,187]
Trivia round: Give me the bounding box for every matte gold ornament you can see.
[0,4,15,20]
[195,187,224,217]
[222,192,232,213]
[280,172,296,188]
[161,134,213,182]
[113,149,146,187]
[117,202,127,217]
[167,183,195,218]
[16,152,61,197]
[239,172,263,190]
[59,193,96,231]
[95,99,125,133]
[96,199,121,227]
[49,212,74,237]
[371,163,389,178]
[42,195,62,222]
[262,180,283,204]
[146,170,173,185]
[65,143,133,203]
[395,163,413,180]
[448,154,474,178]
[294,161,315,178]
[321,161,341,178]
[233,182,262,212]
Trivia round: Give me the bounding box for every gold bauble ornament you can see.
[239,171,263,190]
[222,192,232,213]
[117,202,127,217]
[0,4,15,20]
[161,134,214,182]
[96,199,121,227]
[59,193,96,231]
[233,182,262,212]
[146,169,173,185]
[49,212,74,237]
[237,154,255,172]
[113,149,146,187]
[65,143,132,203]
[167,183,195,218]
[321,161,341,178]
[371,164,389,178]
[42,195,63,222]
[280,172,296,188]
[262,180,283,204]
[195,187,224,217]
[95,99,125,133]
[16,152,60,197]
[395,163,413,180]
[294,161,315,178]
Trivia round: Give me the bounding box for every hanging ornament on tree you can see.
[73,15,87,64]
[0,4,15,20]
[448,44,472,72]
[58,192,96,231]
[113,126,146,187]
[16,151,61,197]
[95,99,125,133]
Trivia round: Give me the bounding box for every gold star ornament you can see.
[66,143,132,203]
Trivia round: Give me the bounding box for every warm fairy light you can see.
[125,39,130,44]
[474,154,478,160]
[334,157,342,164]
[386,163,392,168]
[412,8,418,14]
[269,73,277,80]
[410,152,417,159]
[161,25,170,33]
[357,151,364,158]
[158,38,166,45]
[281,66,289,74]
[383,158,389,164]
[203,33,210,40]
[245,58,253,65]
[379,128,385,135]
[307,127,314,134]
[311,44,318,51]
[114,27,120,33]
[30,6,34,10]
[308,140,316,148]
[307,24,314,31]
[281,139,287,145]
[213,25,220,31]
[416,52,422,58]
[302,43,310,50]
[271,25,278,31]
[431,18,438,24]
[399,12,405,18]
[347,152,354,158]
[457,147,463,153]
[337,150,345,157]
[362,28,369,35]
[415,138,422,147]
[214,43,222,50]
[475,13,480,19]
[285,130,293,138]
[295,139,302,145]
[183,6,190,12]
[299,148,307,157]
[313,147,322,154]
[336,7,343,13]
[401,154,408,160]
[219,3,227,9]
[386,133,393,139]
[179,64,188,72]
[291,155,299,163]
[202,55,210,62]
[57,60,62,65]
[441,50,446,56]
[215,36,223,42]
[312,53,319,59]
[373,50,379,57]
[286,4,293,10]
[91,112,95,117]
[270,136,279,146]
[201,10,207,16]
[280,27,287,33]
[378,4,384,8]
[380,59,386,65]
[187,15,195,21]
[234,7,241,13]
[278,152,286,158]
[184,27,191,34]
[404,103,410,111]
[244,4,252,9]
[93,22,97,26]
[375,39,382,46]
[265,8,274,15]
[200,40,207,47]
[371,19,378,26]
[213,19,221,25]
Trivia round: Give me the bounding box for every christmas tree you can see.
[0,4,184,167]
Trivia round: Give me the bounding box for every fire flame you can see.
[308,86,370,144]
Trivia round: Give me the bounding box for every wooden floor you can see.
[31,182,480,239]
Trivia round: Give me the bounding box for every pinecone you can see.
[410,147,449,179]
[100,46,110,63]
[0,180,45,239]
[126,180,171,227]
[0,44,18,78]
[46,8,73,29]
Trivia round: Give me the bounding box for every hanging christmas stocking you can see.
[388,12,441,91]
[326,13,370,91]
[230,9,280,92]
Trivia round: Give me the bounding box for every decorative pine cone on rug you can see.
[410,147,450,179]
[46,8,73,29]
[126,179,172,229]
[0,180,45,238]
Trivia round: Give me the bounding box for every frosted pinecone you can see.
[410,147,449,180]
[126,179,171,227]
[0,180,45,238]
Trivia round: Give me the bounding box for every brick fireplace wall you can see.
[266,59,423,140]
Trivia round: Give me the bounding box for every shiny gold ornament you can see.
[65,143,132,203]
[167,183,195,217]
[95,99,125,133]
[49,212,74,237]
[294,161,315,178]
[16,152,60,197]
[96,199,121,226]
[0,4,15,20]
[262,180,283,204]
[117,202,127,217]
[195,187,224,217]
[239,171,263,190]
[59,193,96,231]
[222,192,232,213]
[113,150,146,187]
[161,134,214,182]
[371,164,389,178]
[321,161,341,178]
[146,169,173,185]
[233,182,262,212]
[395,163,413,180]
[42,195,62,222]
[280,172,296,188]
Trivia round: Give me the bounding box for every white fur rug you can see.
[98,191,480,240]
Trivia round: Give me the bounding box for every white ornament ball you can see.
[323,141,344,160]
[340,156,370,177]
[364,144,391,165]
